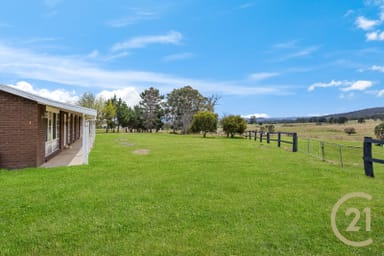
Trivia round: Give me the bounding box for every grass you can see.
[1,132,384,255]
[272,119,382,142]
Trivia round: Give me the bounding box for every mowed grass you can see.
[1,133,384,255]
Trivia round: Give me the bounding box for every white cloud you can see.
[8,81,140,108]
[242,113,270,119]
[365,0,384,7]
[277,46,319,61]
[341,80,373,91]
[163,52,194,62]
[290,46,319,57]
[44,0,62,8]
[339,92,355,99]
[308,80,373,92]
[366,30,384,40]
[377,89,384,97]
[370,65,384,72]
[308,80,344,91]
[107,9,158,28]
[273,40,299,49]
[238,2,255,9]
[111,30,182,51]
[356,16,379,30]
[0,43,289,96]
[87,50,100,58]
[97,87,140,107]
[248,72,279,81]
[9,81,79,103]
[344,10,354,17]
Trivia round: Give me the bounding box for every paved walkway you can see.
[41,139,83,168]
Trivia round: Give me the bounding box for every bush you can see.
[221,115,247,138]
[344,127,356,135]
[190,111,218,137]
[374,123,384,140]
[357,118,365,123]
[265,124,275,132]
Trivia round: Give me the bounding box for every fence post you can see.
[277,132,281,148]
[260,132,263,142]
[254,130,257,141]
[363,137,374,177]
[339,145,344,168]
[267,132,270,144]
[248,131,252,140]
[292,133,298,152]
[321,141,325,161]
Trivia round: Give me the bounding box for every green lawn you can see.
[1,133,384,255]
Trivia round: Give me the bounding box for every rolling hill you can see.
[323,107,384,119]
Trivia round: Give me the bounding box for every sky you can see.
[1,0,384,118]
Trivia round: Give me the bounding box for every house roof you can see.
[0,84,97,117]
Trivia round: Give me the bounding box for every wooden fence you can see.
[363,137,384,177]
[246,130,298,152]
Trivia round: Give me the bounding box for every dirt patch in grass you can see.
[116,138,135,147]
[133,149,150,155]
[121,142,135,146]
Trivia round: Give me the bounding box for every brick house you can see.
[0,84,97,169]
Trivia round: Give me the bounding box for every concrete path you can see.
[41,139,83,168]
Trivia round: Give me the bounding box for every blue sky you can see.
[1,0,384,117]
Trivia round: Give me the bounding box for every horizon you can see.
[1,1,384,117]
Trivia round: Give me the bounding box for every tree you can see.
[206,94,221,112]
[115,100,131,130]
[78,92,96,108]
[103,100,116,132]
[248,115,257,124]
[114,97,132,132]
[336,116,348,124]
[77,92,104,128]
[221,115,247,138]
[94,97,105,128]
[140,87,164,132]
[358,118,365,123]
[166,86,207,134]
[374,123,384,140]
[318,117,327,123]
[190,111,218,137]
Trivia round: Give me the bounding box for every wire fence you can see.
[298,138,363,167]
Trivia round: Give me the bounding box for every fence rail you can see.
[246,130,298,152]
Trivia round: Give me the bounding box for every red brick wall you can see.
[0,90,40,169]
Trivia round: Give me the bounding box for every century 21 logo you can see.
[331,192,373,247]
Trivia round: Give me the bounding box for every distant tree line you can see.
[295,115,384,124]
[77,86,237,136]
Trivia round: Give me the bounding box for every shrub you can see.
[221,115,247,138]
[344,127,356,135]
[357,118,365,123]
[265,124,275,132]
[374,123,384,140]
[190,111,218,137]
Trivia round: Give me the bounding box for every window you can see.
[46,112,52,141]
